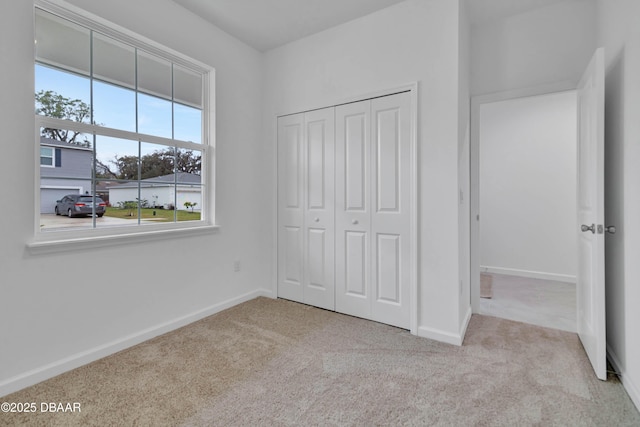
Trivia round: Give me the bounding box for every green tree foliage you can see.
[96,148,201,180]
[35,90,91,146]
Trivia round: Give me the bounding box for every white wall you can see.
[264,0,468,343]
[471,0,596,96]
[479,91,577,281]
[596,0,640,411]
[0,0,272,396]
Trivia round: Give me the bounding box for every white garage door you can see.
[40,188,79,213]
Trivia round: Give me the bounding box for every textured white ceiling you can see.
[172,0,406,52]
[172,0,574,51]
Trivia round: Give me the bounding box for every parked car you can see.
[55,194,106,218]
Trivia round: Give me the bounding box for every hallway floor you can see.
[479,273,576,333]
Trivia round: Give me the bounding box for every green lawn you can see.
[104,207,201,222]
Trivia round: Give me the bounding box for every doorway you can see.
[470,88,578,332]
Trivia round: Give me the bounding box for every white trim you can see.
[275,83,418,118]
[273,83,419,335]
[460,306,472,345]
[470,81,578,313]
[481,266,577,283]
[36,116,204,151]
[0,289,272,398]
[409,82,419,335]
[28,224,219,255]
[607,345,640,412]
[418,309,470,347]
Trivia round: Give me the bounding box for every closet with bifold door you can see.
[277,91,412,329]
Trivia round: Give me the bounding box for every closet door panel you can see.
[277,114,304,303]
[371,92,411,329]
[303,108,335,310]
[335,101,371,319]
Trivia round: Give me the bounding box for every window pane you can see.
[98,179,139,228]
[95,135,139,181]
[176,148,202,222]
[174,64,202,108]
[35,65,91,122]
[174,103,202,144]
[138,93,172,138]
[39,127,93,232]
[140,143,174,181]
[138,143,175,214]
[93,80,136,132]
[40,194,95,231]
[176,148,202,177]
[35,9,90,76]
[93,33,135,89]
[137,50,171,100]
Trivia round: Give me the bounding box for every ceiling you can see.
[172,0,571,52]
[465,0,570,24]
[171,0,406,52]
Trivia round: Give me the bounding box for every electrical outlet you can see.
[234,260,241,272]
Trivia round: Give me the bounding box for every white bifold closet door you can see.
[277,108,335,311]
[277,91,411,329]
[335,92,411,329]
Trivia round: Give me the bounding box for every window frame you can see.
[30,0,217,252]
[40,146,55,167]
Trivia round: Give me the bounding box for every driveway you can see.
[39,214,136,230]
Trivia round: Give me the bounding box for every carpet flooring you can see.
[2,297,639,426]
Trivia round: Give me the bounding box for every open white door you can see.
[577,47,607,381]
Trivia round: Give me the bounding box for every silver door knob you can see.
[581,224,595,234]
[352,219,358,225]
[606,225,616,234]
[314,217,320,222]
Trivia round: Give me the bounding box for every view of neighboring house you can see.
[107,172,202,211]
[39,135,202,214]
[39,137,92,214]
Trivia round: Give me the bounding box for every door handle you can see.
[581,224,595,234]
[352,219,359,225]
[605,225,616,234]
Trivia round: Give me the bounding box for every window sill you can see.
[27,224,220,255]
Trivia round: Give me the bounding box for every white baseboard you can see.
[0,288,272,398]
[418,307,471,347]
[607,345,640,413]
[481,265,577,283]
[459,305,472,344]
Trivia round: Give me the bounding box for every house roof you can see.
[107,172,201,189]
[40,136,92,151]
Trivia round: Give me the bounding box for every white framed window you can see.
[32,0,216,249]
[40,146,54,167]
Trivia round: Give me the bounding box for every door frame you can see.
[273,82,419,335]
[470,81,578,313]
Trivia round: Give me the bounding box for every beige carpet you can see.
[2,297,639,426]
[480,273,493,298]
